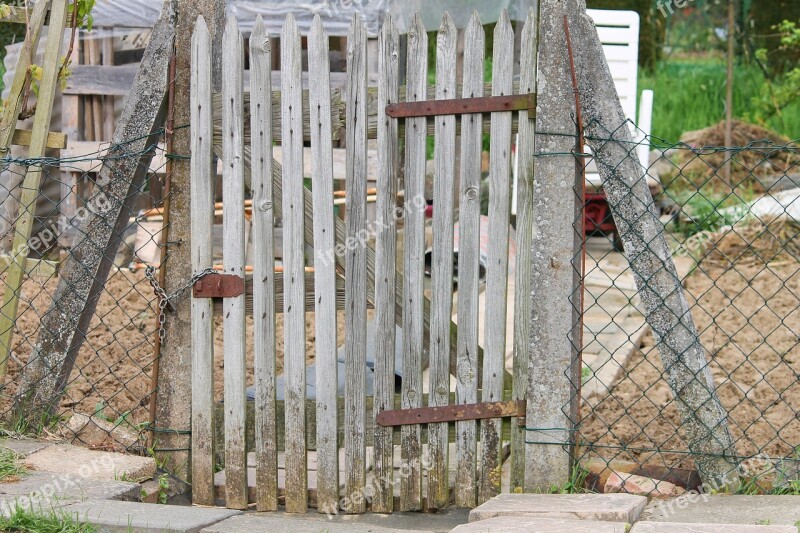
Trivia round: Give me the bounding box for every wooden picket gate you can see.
[189,8,578,514]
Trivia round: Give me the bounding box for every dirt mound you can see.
[666,121,799,190]
[704,218,800,267]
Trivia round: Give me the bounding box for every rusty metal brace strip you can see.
[385,93,536,119]
[192,273,245,298]
[376,400,526,427]
[564,15,587,416]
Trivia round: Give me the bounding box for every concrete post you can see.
[566,0,739,489]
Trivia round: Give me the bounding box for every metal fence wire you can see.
[0,131,173,454]
[569,120,800,495]
[0,117,796,498]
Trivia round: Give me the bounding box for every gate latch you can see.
[376,400,526,427]
[192,274,245,298]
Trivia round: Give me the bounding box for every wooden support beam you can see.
[0,255,58,277]
[0,0,69,378]
[10,129,68,149]
[0,0,51,152]
[14,0,175,417]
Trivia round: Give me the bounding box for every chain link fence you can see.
[0,132,173,453]
[572,119,800,495]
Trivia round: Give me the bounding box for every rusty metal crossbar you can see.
[385,93,536,119]
[376,400,526,427]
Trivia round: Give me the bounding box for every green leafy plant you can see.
[0,446,27,482]
[156,472,170,504]
[750,20,800,131]
[551,463,590,494]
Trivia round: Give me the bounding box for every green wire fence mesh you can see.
[570,119,799,494]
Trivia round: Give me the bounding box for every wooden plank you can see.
[64,64,375,95]
[0,255,58,277]
[371,14,399,515]
[0,0,51,152]
[0,5,50,25]
[189,16,215,507]
[344,13,368,515]
[60,30,81,251]
[308,14,339,515]
[400,13,427,513]
[427,13,457,511]
[88,40,104,140]
[249,15,278,513]
[479,10,514,504]
[525,0,580,491]
[221,16,248,511]
[10,130,68,149]
[510,7,539,492]
[0,0,68,377]
[454,11,484,509]
[213,390,517,460]
[281,13,308,514]
[102,36,115,140]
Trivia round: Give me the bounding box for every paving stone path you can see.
[2,438,799,532]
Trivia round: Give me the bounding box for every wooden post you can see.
[480,10,515,503]
[0,0,69,378]
[221,15,247,511]
[400,13,427,512]
[723,0,734,185]
[344,14,368,514]
[155,0,226,486]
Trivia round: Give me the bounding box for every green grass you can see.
[639,59,800,142]
[0,446,27,482]
[0,506,95,533]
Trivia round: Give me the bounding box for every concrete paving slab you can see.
[469,493,647,523]
[202,513,434,533]
[631,522,797,533]
[62,500,241,532]
[0,438,53,457]
[640,495,800,526]
[452,516,630,532]
[24,444,156,481]
[0,471,140,501]
[0,471,139,517]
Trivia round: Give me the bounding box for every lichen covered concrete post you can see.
[15,0,177,420]
[525,0,583,492]
[566,0,739,488]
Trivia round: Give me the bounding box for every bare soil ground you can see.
[579,258,800,469]
[0,269,332,431]
[0,270,157,426]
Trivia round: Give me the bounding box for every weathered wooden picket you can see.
[189,8,575,513]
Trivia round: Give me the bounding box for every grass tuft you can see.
[0,446,27,483]
[0,506,95,533]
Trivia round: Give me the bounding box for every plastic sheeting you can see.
[90,0,534,35]
[389,0,535,33]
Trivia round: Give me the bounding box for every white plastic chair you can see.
[512,9,654,214]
